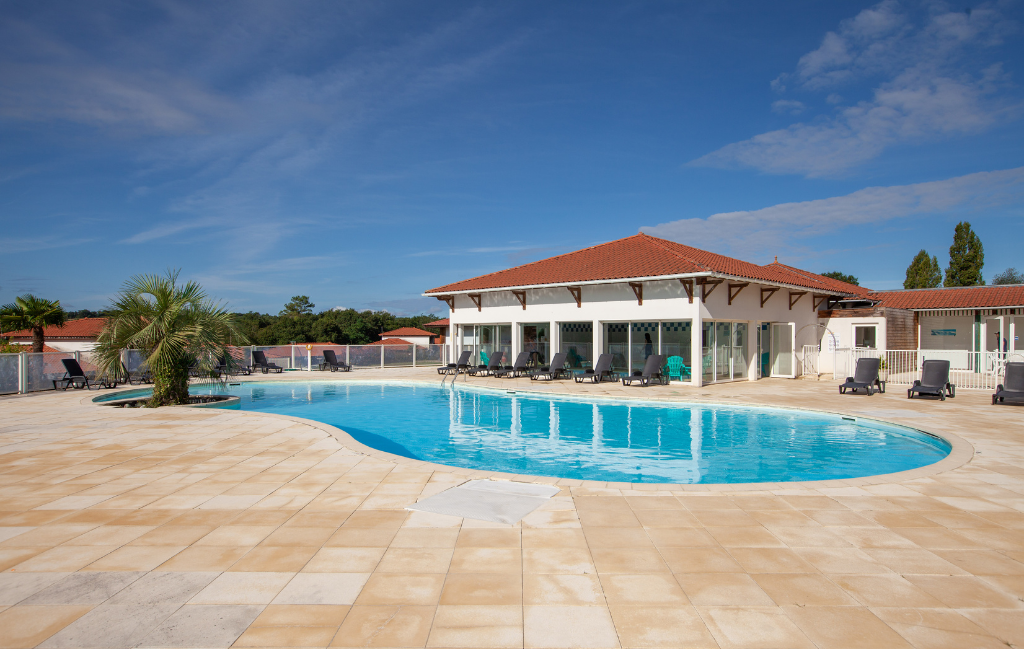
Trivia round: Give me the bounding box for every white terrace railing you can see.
[801,345,1022,391]
[0,344,450,395]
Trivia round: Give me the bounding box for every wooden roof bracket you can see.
[698,278,723,301]
[468,294,482,312]
[789,291,807,310]
[512,290,527,310]
[567,286,582,308]
[812,295,829,311]
[435,295,454,311]
[760,287,779,308]
[727,283,749,306]
[628,282,643,306]
[679,279,693,303]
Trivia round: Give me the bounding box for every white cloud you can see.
[641,166,1024,259]
[693,1,1019,176]
[771,100,805,115]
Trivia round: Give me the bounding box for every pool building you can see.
[424,233,1023,386]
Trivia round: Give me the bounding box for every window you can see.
[854,325,877,349]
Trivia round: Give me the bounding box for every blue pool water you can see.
[106,381,951,484]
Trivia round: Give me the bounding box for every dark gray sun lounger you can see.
[119,361,152,385]
[908,359,954,400]
[438,350,472,375]
[529,352,569,381]
[495,352,530,378]
[574,353,619,383]
[53,358,112,390]
[252,350,284,374]
[839,357,884,395]
[470,351,504,376]
[622,354,667,386]
[320,349,351,372]
[993,362,1024,405]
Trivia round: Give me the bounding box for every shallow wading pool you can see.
[97,381,951,484]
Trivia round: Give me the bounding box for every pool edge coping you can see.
[86,378,975,492]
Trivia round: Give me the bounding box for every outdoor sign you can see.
[826,332,839,352]
[930,329,957,336]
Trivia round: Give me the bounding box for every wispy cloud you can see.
[642,166,1024,259]
[692,1,1020,176]
[1,234,98,252]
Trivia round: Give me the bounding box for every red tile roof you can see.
[425,234,864,296]
[869,285,1024,310]
[4,317,106,340]
[380,327,434,338]
[366,338,414,346]
[423,319,450,327]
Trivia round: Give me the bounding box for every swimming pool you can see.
[103,381,951,484]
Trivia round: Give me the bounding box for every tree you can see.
[820,271,859,286]
[92,271,248,407]
[280,296,314,317]
[944,221,985,287]
[992,268,1024,285]
[903,250,943,289]
[0,294,67,352]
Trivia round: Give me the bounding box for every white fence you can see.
[0,344,450,395]
[802,345,1021,391]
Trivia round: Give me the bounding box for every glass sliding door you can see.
[498,325,512,364]
[702,322,714,383]
[771,322,794,377]
[604,323,629,373]
[478,325,496,367]
[560,323,593,369]
[630,322,659,374]
[521,323,549,365]
[715,322,732,381]
[661,322,692,380]
[733,323,748,380]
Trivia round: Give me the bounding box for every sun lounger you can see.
[839,357,884,395]
[438,351,472,375]
[471,351,505,376]
[120,362,152,385]
[320,349,351,372]
[993,362,1024,405]
[574,353,619,383]
[908,360,954,400]
[495,352,530,378]
[252,350,284,374]
[53,358,113,390]
[529,352,569,381]
[622,354,667,386]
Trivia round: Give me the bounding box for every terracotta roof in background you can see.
[4,317,106,340]
[423,319,449,327]
[380,327,435,338]
[425,233,865,296]
[366,338,414,346]
[869,285,1024,310]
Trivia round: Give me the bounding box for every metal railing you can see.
[811,346,1019,391]
[1,344,449,395]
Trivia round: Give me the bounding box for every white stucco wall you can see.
[380,335,432,347]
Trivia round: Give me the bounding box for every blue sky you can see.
[1,0,1022,315]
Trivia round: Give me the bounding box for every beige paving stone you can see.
[153,544,247,571]
[251,604,351,627]
[783,605,913,649]
[753,573,860,606]
[377,547,453,573]
[599,573,689,605]
[659,546,743,573]
[354,573,445,605]
[427,604,522,648]
[523,574,605,605]
[9,545,117,572]
[0,605,92,648]
[449,547,521,573]
[676,572,775,606]
[904,575,1023,608]
[608,605,718,648]
[191,571,294,604]
[699,606,815,649]
[524,605,619,648]
[231,545,319,572]
[872,607,1010,649]
[440,572,523,605]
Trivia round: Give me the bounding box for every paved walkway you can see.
[0,368,1022,648]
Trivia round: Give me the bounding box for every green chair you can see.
[664,355,690,381]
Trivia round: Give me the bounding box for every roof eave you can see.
[424,271,857,298]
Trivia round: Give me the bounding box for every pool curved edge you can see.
[143,379,975,492]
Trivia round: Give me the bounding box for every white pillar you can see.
[511,321,519,362]
[380,345,385,368]
[549,321,557,364]
[592,319,602,368]
[747,320,757,381]
[18,352,27,394]
[691,310,703,387]
[290,345,296,370]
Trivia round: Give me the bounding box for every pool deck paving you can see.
[0,367,1022,649]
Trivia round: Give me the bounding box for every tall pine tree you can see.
[904,250,942,288]
[944,221,984,287]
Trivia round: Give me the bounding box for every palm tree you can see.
[92,271,248,407]
[0,295,67,353]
